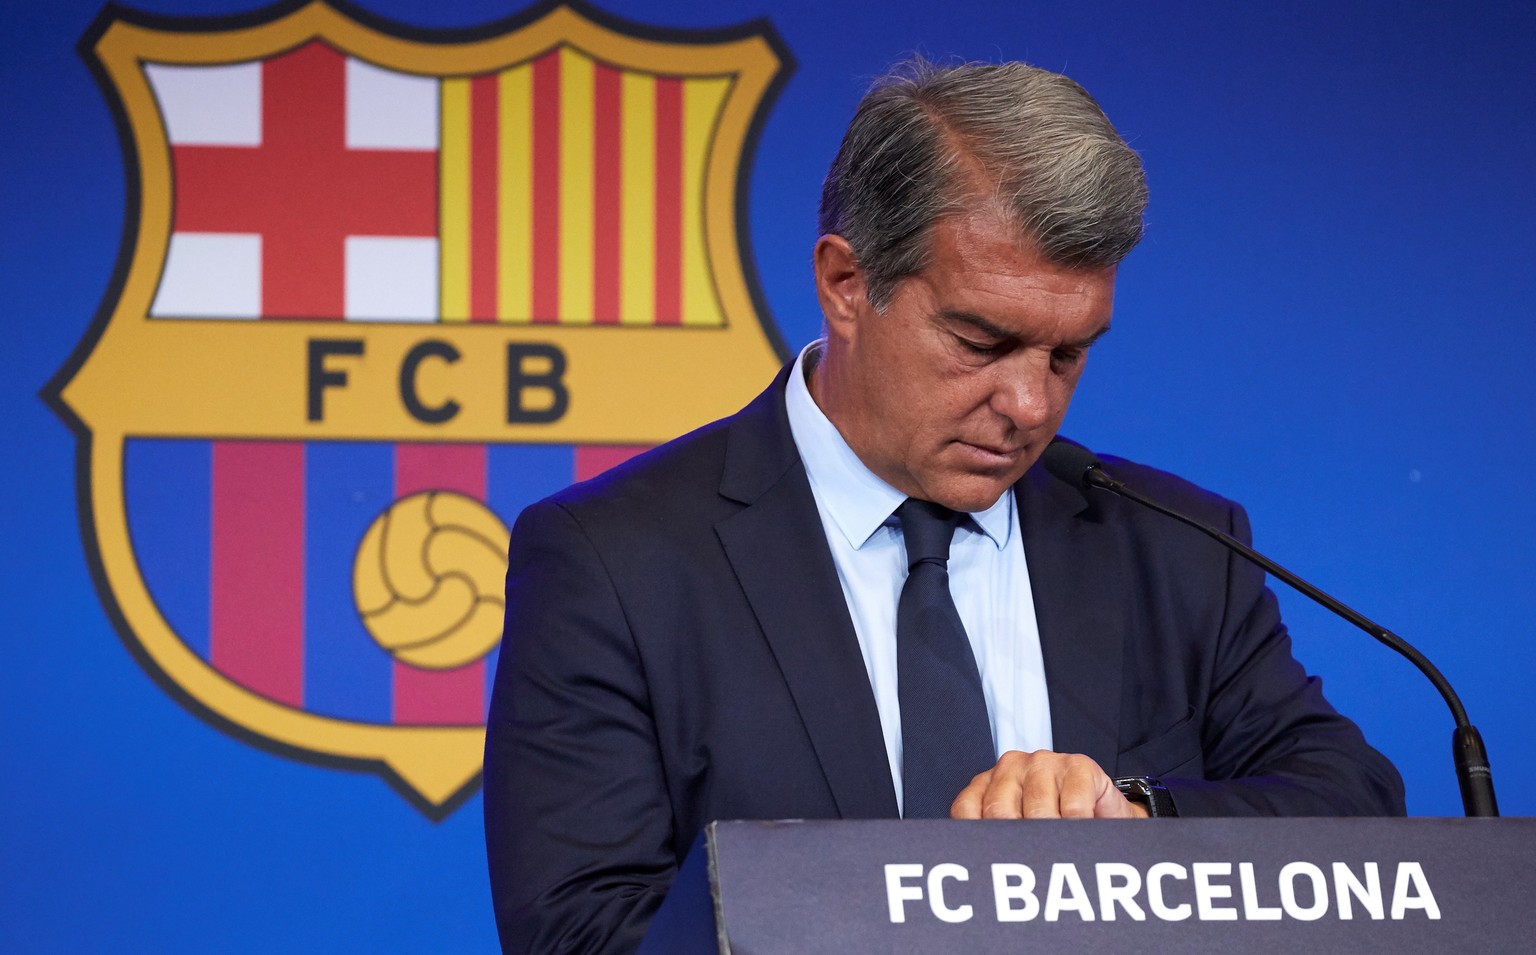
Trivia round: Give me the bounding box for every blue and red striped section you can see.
[124,438,645,725]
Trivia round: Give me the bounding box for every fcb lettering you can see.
[305,338,570,425]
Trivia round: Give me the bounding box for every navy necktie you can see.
[895,498,996,818]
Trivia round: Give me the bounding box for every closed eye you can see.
[957,335,1008,357]
[1051,347,1086,369]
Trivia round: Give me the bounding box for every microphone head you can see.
[1041,438,1104,489]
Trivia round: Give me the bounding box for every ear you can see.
[812,234,870,343]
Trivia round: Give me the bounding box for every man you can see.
[484,59,1404,954]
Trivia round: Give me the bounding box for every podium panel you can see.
[640,818,1534,953]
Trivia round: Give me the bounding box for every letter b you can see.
[992,864,1040,922]
[506,343,569,424]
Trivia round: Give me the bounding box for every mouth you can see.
[954,440,1027,469]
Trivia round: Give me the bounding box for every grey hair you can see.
[818,58,1148,309]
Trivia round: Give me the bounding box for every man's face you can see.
[813,210,1117,512]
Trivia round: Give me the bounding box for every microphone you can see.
[1041,439,1499,818]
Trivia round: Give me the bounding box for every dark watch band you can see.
[1113,776,1178,817]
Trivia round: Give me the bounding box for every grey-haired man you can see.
[485,60,1403,954]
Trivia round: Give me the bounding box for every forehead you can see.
[911,211,1118,335]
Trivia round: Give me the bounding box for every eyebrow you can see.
[937,308,1112,349]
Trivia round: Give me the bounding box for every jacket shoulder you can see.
[1095,451,1241,525]
[535,365,796,532]
[548,415,733,519]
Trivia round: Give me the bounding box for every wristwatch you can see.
[1113,776,1178,817]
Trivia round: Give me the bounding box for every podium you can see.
[638,817,1534,953]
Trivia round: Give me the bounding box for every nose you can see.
[988,352,1056,432]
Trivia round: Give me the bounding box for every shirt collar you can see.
[784,340,1013,551]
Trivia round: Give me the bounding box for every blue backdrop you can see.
[3,1,1532,951]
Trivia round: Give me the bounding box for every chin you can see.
[928,476,1017,513]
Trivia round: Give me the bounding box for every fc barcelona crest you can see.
[47,0,790,816]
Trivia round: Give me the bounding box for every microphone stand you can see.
[1082,464,1499,818]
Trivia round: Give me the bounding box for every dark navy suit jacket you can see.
[483,367,1404,954]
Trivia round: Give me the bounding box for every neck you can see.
[805,337,907,496]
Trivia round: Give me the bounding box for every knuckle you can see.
[981,799,1014,819]
[1021,800,1058,819]
[1071,753,1106,773]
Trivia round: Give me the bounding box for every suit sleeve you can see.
[1162,500,1407,817]
[484,499,673,955]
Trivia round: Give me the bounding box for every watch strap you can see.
[1113,775,1178,817]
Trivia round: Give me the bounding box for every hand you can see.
[949,749,1148,819]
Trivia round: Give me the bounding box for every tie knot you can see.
[896,498,962,569]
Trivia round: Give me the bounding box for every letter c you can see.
[928,863,973,923]
[1147,862,1192,921]
[400,339,461,424]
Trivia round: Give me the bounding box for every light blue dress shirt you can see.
[784,341,1053,815]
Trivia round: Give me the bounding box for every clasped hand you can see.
[949,750,1148,819]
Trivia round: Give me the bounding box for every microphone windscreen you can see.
[1041,439,1102,489]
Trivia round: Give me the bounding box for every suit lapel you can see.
[1016,462,1125,772]
[714,371,898,819]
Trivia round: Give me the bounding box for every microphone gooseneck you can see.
[1040,440,1499,818]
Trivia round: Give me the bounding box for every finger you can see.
[979,760,1028,819]
[949,769,993,819]
[1018,756,1067,818]
[1092,775,1139,818]
[1058,758,1105,819]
